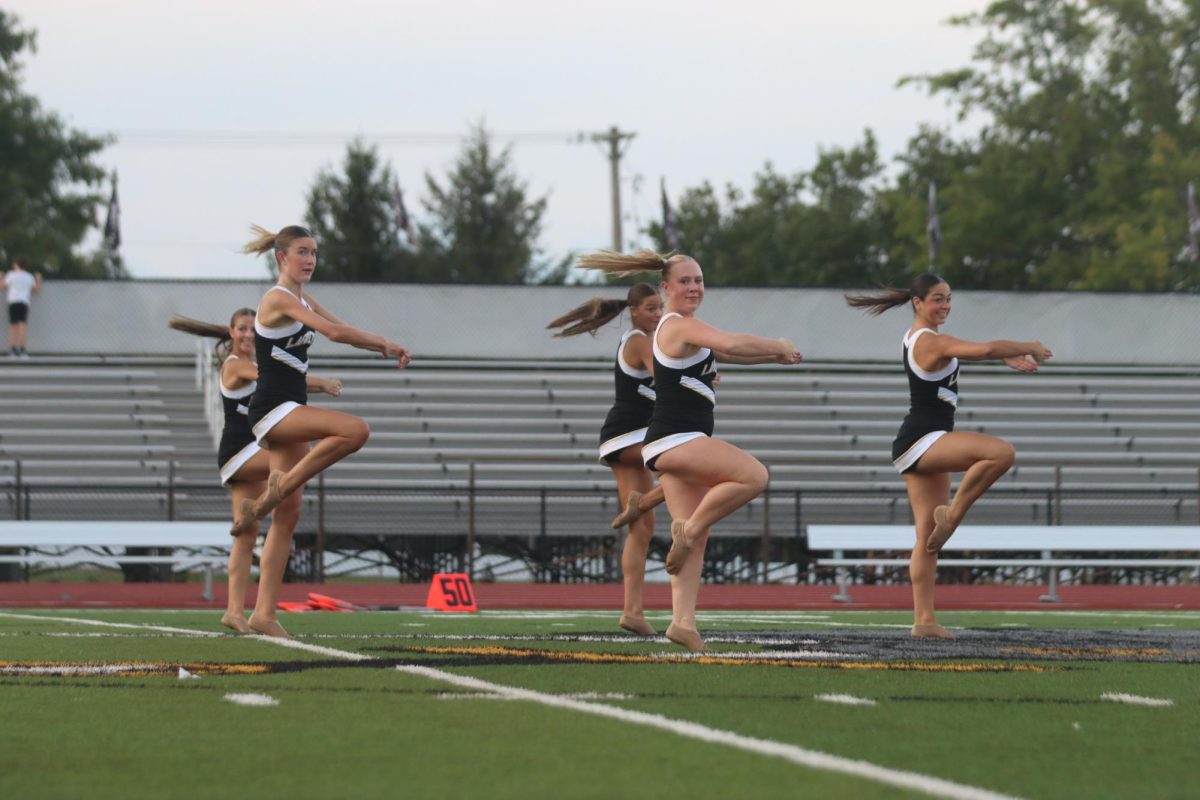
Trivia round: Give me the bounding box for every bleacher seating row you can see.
[3,357,1200,535]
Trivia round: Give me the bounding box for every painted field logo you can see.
[425,573,477,612]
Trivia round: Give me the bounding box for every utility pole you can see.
[591,126,636,251]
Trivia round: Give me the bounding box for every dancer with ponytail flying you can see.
[547,283,667,636]
[230,224,411,638]
[169,309,340,633]
[846,275,1051,638]
[578,250,801,652]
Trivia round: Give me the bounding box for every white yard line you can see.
[396,662,1016,800]
[0,611,221,637]
[1100,692,1174,707]
[815,694,878,707]
[224,693,279,707]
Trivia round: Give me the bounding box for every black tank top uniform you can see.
[598,329,657,464]
[246,285,316,444]
[217,354,260,486]
[641,312,717,472]
[891,327,959,474]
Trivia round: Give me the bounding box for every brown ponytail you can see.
[547,282,660,337]
[168,308,256,365]
[845,273,947,316]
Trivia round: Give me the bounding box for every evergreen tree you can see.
[420,123,554,283]
[303,139,421,282]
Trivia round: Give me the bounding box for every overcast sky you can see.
[8,0,988,280]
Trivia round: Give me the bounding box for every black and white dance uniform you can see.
[598,329,656,464]
[641,312,717,472]
[892,327,959,474]
[247,286,315,444]
[217,355,260,486]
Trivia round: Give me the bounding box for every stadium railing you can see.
[807,524,1200,603]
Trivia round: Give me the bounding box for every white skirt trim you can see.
[598,427,648,463]
[893,430,948,474]
[642,431,709,469]
[252,401,302,444]
[219,441,262,487]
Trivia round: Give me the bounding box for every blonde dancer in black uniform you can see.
[846,275,1051,638]
[170,310,340,633]
[578,251,801,652]
[547,283,668,636]
[230,224,411,638]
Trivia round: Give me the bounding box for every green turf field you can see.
[1,608,1197,799]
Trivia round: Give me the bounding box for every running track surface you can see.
[2,583,1198,610]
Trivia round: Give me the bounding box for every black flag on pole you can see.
[926,180,941,267]
[392,179,419,248]
[661,178,681,251]
[1188,181,1199,262]
[103,173,121,252]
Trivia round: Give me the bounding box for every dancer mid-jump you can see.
[547,283,668,636]
[170,310,340,633]
[579,250,801,651]
[231,224,411,637]
[846,275,1051,638]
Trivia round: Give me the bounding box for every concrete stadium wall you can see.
[19,280,1200,364]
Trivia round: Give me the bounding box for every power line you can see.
[105,129,592,148]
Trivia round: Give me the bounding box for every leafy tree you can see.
[647,132,888,287]
[0,12,113,277]
[303,139,422,282]
[898,0,1200,290]
[420,123,559,283]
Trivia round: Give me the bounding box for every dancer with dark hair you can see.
[169,310,340,633]
[578,250,801,651]
[547,283,667,636]
[846,275,1051,638]
[229,224,411,638]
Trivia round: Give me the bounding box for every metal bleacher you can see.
[4,356,1200,548]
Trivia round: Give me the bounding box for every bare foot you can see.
[619,614,657,636]
[911,623,955,639]
[221,612,251,634]
[664,519,693,575]
[252,470,288,518]
[925,505,957,554]
[665,623,708,652]
[229,497,256,537]
[248,615,291,639]
[610,491,644,529]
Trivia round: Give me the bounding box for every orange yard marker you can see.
[425,573,478,612]
[307,593,357,612]
[276,601,313,613]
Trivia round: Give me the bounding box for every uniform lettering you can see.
[284,330,315,349]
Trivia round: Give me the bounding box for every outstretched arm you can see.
[661,316,800,365]
[921,333,1052,365]
[715,352,794,365]
[306,375,343,396]
[261,290,411,368]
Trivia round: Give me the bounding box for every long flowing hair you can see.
[575,249,693,278]
[168,308,256,366]
[546,283,660,337]
[844,273,948,316]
